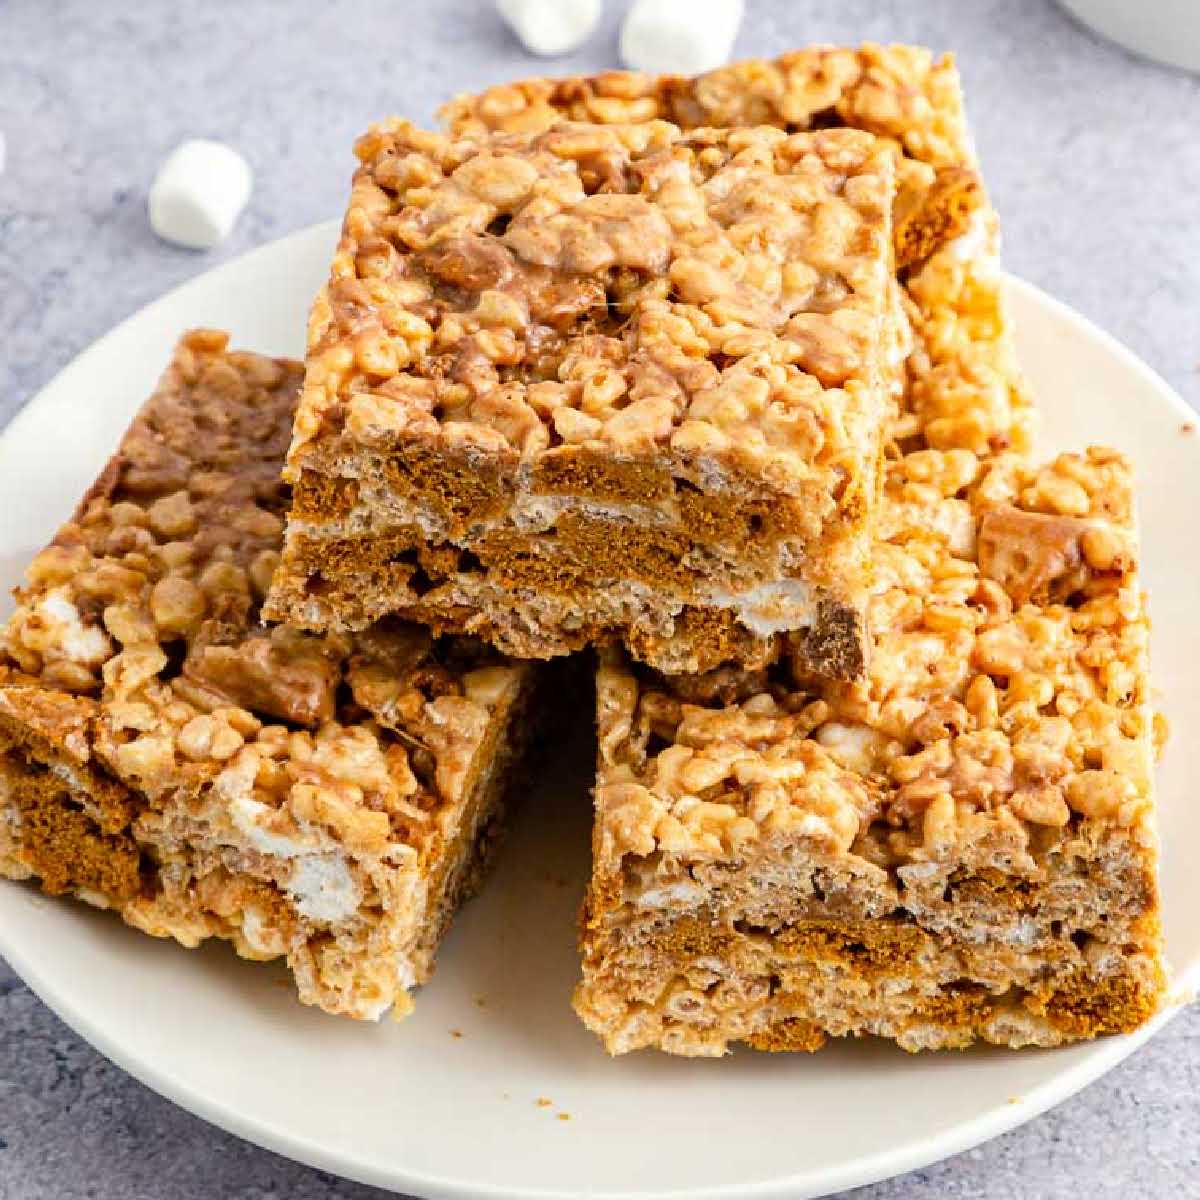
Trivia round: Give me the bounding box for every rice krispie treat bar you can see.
[578,446,1164,1054]
[0,331,541,1021]
[265,119,905,678]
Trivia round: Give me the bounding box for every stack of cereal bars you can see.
[1,45,1166,1051]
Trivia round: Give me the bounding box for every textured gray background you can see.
[0,1,1198,1197]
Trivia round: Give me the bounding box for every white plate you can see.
[1,222,1197,1200]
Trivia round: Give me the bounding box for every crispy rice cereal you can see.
[441,42,1032,457]
[443,44,984,275]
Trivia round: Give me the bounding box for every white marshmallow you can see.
[496,0,602,56]
[288,855,362,924]
[619,0,743,75]
[148,139,252,250]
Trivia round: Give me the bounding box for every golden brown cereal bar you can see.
[0,331,541,1021]
[264,119,905,678]
[577,446,1164,1054]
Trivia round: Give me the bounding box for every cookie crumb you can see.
[450,1028,463,1039]
[557,1112,571,1121]
[536,1097,552,1108]
[1181,421,1196,435]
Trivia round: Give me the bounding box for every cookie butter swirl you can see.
[290,119,897,490]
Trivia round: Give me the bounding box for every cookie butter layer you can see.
[0,330,540,1021]
[266,120,902,677]
[576,446,1163,1055]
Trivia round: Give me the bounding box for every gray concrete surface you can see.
[0,1,1198,1197]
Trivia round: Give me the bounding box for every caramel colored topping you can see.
[290,120,897,499]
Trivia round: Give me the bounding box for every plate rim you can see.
[3,921,1190,1200]
[1,222,1196,1200]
